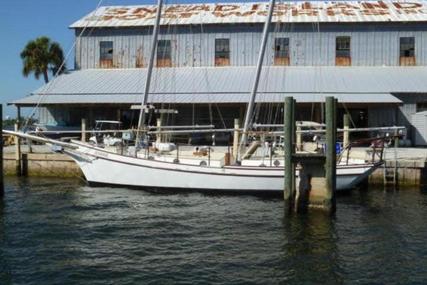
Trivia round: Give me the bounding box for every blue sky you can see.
[0,0,249,118]
[0,0,219,118]
[0,0,307,118]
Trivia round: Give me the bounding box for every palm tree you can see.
[20,36,66,83]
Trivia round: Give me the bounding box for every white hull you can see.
[65,141,379,193]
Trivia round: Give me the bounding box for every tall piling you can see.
[284,97,295,209]
[325,97,337,213]
[1,104,4,197]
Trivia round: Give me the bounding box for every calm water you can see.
[1,177,427,284]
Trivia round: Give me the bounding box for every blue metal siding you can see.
[75,24,427,69]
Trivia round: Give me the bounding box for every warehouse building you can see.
[11,1,427,144]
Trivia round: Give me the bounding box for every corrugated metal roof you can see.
[11,65,427,106]
[29,66,427,94]
[11,93,401,105]
[70,1,427,28]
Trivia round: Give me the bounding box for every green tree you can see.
[20,36,66,83]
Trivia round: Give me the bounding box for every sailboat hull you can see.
[65,142,378,193]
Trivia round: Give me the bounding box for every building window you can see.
[335,36,351,66]
[274,38,290,66]
[99,41,113,68]
[157,40,172,67]
[400,37,415,66]
[215,39,230,66]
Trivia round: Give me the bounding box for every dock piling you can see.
[325,97,337,213]
[343,114,350,149]
[296,125,302,151]
[156,118,162,143]
[284,97,295,210]
[233,118,240,160]
[284,97,337,214]
[81,118,87,142]
[14,122,21,176]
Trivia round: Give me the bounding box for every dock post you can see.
[343,114,350,149]
[325,97,337,213]
[232,118,240,160]
[296,125,302,151]
[156,118,162,143]
[1,104,4,197]
[81,118,87,142]
[284,97,295,210]
[14,122,21,176]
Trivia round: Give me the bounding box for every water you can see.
[1,177,427,284]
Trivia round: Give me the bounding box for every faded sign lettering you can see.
[74,1,427,27]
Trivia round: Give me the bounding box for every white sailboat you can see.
[64,0,382,192]
[4,0,383,193]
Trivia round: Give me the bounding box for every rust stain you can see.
[99,59,114,68]
[400,56,416,66]
[335,56,351,66]
[274,56,290,66]
[157,58,172,67]
[393,2,422,9]
[214,57,230,66]
[85,1,427,24]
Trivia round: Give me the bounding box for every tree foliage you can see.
[20,36,66,83]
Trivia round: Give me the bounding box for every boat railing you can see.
[337,135,402,165]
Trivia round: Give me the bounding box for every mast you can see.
[238,0,276,161]
[135,0,164,150]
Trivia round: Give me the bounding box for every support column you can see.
[232,118,240,159]
[14,123,21,176]
[343,114,350,149]
[81,118,87,142]
[1,104,4,197]
[284,97,295,209]
[325,97,337,213]
[156,118,162,144]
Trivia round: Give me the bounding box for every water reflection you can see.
[1,178,427,284]
[281,212,343,283]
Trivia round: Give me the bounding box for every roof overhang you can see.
[11,66,427,107]
[10,92,401,106]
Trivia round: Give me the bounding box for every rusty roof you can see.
[70,1,427,28]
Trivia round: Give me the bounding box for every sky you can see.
[0,0,314,118]
[0,0,234,118]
